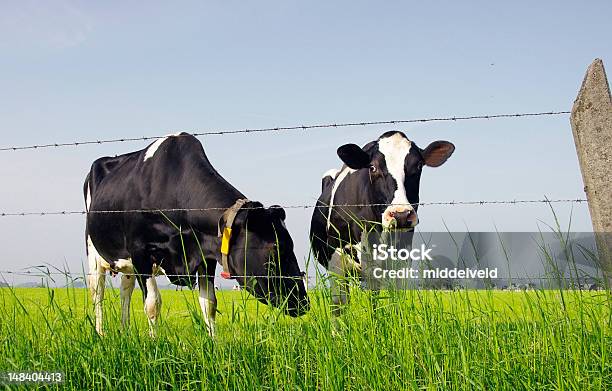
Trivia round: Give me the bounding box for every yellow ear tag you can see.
[221,227,232,255]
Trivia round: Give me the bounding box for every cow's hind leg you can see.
[120,275,135,329]
[197,265,217,337]
[114,259,135,329]
[87,236,108,335]
[143,265,162,337]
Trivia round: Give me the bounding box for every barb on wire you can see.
[0,111,570,152]
[0,198,589,217]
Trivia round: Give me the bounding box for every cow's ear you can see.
[269,205,286,221]
[422,141,455,167]
[246,202,266,221]
[337,144,371,169]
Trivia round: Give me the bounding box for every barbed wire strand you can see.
[0,111,570,152]
[0,269,308,280]
[0,198,588,217]
[0,269,600,283]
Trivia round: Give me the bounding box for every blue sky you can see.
[0,0,610,285]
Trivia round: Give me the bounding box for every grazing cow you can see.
[85,132,309,336]
[310,131,454,313]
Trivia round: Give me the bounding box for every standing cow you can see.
[85,133,309,336]
[310,131,454,313]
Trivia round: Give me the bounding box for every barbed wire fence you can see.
[0,198,589,217]
[0,111,569,152]
[0,109,594,286]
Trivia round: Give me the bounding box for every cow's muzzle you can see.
[382,206,418,229]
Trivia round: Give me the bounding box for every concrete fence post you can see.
[570,58,612,287]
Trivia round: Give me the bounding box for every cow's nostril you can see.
[389,210,415,228]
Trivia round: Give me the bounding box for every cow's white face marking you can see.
[143,132,183,162]
[326,167,356,230]
[377,133,415,228]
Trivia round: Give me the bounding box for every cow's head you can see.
[220,202,309,316]
[337,131,454,229]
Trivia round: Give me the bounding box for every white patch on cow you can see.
[143,132,183,162]
[322,168,340,179]
[86,182,91,211]
[86,236,97,267]
[143,138,167,161]
[153,265,167,277]
[377,133,415,228]
[87,236,112,271]
[114,258,134,274]
[197,270,217,337]
[326,167,356,230]
[144,274,162,337]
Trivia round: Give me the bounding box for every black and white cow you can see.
[310,131,454,312]
[85,132,309,336]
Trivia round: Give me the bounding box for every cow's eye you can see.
[370,165,377,173]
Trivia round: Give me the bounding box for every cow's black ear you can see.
[422,141,455,167]
[337,143,371,169]
[269,205,286,221]
[243,202,267,227]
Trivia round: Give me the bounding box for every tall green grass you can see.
[0,284,610,390]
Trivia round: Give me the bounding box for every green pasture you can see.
[0,285,610,390]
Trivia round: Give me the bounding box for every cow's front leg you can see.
[143,271,162,337]
[329,249,350,316]
[120,274,135,329]
[197,265,217,337]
